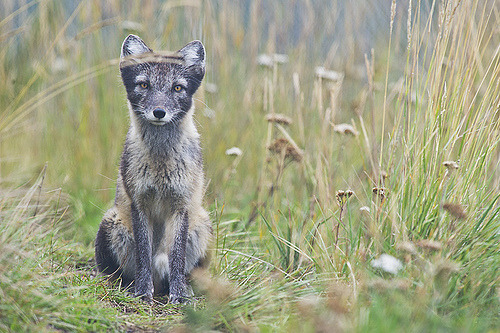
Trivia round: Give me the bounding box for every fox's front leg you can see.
[169,210,189,304]
[131,204,154,301]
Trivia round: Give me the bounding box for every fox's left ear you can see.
[121,34,152,58]
[178,40,205,73]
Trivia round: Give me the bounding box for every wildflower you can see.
[265,113,292,125]
[333,123,358,136]
[225,147,242,157]
[371,254,403,274]
[442,202,467,220]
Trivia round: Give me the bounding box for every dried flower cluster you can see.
[267,138,303,162]
[336,190,353,207]
[372,187,389,202]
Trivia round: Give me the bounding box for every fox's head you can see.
[119,35,205,126]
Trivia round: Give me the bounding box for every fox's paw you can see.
[169,293,191,304]
[135,290,153,304]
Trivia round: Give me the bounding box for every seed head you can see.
[359,206,370,213]
[372,187,389,203]
[225,147,242,157]
[416,239,443,252]
[442,202,467,220]
[191,269,235,305]
[396,242,417,255]
[265,113,292,125]
[315,66,344,82]
[333,123,359,136]
[443,160,459,171]
[336,190,354,207]
[257,53,288,67]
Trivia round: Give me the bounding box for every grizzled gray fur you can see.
[95,35,212,303]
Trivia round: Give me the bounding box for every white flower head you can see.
[225,147,242,157]
[371,254,403,274]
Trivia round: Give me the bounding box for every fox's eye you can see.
[173,85,183,92]
[139,82,149,89]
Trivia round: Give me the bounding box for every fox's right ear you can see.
[121,34,152,58]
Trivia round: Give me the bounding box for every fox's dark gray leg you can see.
[168,211,189,304]
[131,204,154,301]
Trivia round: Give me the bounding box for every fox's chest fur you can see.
[121,128,203,224]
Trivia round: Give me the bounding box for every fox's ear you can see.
[178,40,205,70]
[121,34,152,58]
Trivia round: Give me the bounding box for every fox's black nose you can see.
[153,108,166,119]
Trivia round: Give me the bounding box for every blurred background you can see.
[0,0,439,239]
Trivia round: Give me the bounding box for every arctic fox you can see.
[95,35,211,303]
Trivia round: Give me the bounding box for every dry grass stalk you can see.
[335,190,353,245]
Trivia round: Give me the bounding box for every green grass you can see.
[1,0,499,331]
